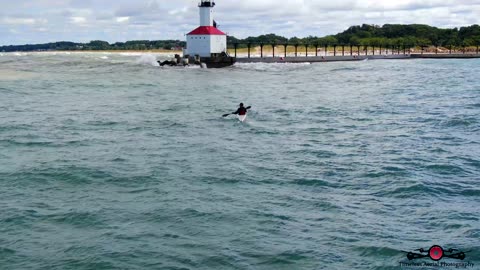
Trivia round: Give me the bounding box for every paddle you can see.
[223,106,251,117]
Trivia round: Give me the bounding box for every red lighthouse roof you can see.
[187,26,226,35]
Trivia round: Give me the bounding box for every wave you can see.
[330,67,358,72]
[460,189,480,197]
[459,157,480,169]
[4,165,115,185]
[0,247,16,255]
[136,54,159,67]
[359,166,411,179]
[46,211,106,228]
[0,59,17,64]
[0,136,88,148]
[370,180,477,198]
[0,139,56,147]
[86,120,125,127]
[119,52,144,56]
[0,70,38,81]
[238,250,315,266]
[290,149,337,159]
[354,245,402,258]
[440,117,477,127]
[234,62,311,72]
[424,164,471,175]
[291,178,337,188]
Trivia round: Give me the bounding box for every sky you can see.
[1,0,480,45]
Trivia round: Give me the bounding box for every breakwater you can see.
[236,53,480,63]
[229,42,480,64]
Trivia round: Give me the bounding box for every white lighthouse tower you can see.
[185,0,227,57]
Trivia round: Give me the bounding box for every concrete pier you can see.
[230,42,480,64]
[235,53,480,64]
[236,55,410,63]
[410,53,480,59]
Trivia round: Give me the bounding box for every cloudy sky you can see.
[1,0,479,45]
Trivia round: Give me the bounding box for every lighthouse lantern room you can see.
[185,0,227,58]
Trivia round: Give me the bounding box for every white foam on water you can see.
[119,52,143,57]
[100,56,109,60]
[136,54,159,66]
[234,62,311,72]
[0,69,37,80]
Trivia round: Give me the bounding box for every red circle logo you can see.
[429,245,444,261]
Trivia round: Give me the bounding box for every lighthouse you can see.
[185,0,227,58]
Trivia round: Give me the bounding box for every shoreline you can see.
[0,50,183,55]
[3,46,478,57]
[3,49,479,65]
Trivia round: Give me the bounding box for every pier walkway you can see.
[236,53,480,64]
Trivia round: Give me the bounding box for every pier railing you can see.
[227,43,480,58]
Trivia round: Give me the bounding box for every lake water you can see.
[1,52,479,269]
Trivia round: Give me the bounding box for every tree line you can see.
[1,24,479,52]
[0,40,186,52]
[228,24,480,48]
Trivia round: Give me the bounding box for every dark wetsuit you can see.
[234,107,248,115]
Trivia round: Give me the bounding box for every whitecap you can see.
[120,52,143,57]
[136,54,159,66]
[0,70,37,80]
[234,62,311,72]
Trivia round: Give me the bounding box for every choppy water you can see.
[1,52,479,270]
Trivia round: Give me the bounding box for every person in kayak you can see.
[234,103,249,115]
[222,103,251,117]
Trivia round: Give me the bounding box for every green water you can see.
[1,52,479,269]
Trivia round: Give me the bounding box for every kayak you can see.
[238,114,247,122]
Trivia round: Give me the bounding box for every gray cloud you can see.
[1,0,480,45]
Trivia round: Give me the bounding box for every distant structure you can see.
[158,0,235,68]
[184,0,227,58]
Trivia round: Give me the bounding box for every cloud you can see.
[70,16,87,24]
[116,17,130,23]
[1,0,480,45]
[114,1,166,17]
[69,0,93,8]
[3,18,37,25]
[168,7,189,16]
